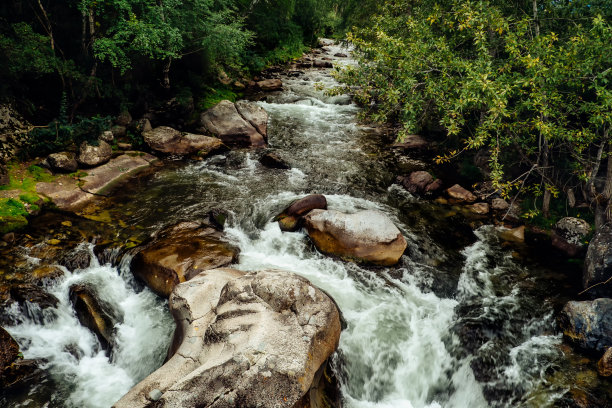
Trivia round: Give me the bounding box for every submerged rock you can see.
[583,224,612,298]
[198,100,267,147]
[113,268,341,408]
[69,284,122,352]
[77,140,112,167]
[275,194,327,232]
[558,298,612,353]
[131,221,239,298]
[143,126,223,156]
[303,209,407,266]
[260,151,290,169]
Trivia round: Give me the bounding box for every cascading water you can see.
[2,247,174,408]
[1,42,599,407]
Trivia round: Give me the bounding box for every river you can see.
[1,42,607,408]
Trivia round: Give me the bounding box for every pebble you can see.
[148,389,163,401]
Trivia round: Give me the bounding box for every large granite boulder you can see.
[275,194,327,232]
[235,100,267,137]
[77,140,112,167]
[198,100,267,147]
[131,221,239,298]
[303,209,407,266]
[143,126,223,156]
[552,217,590,257]
[113,268,341,408]
[69,284,122,352]
[558,298,612,353]
[583,224,612,298]
[47,152,78,173]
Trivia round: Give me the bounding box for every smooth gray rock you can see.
[113,268,341,408]
[304,209,407,266]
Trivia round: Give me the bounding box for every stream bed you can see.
[1,43,610,408]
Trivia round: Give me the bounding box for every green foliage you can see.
[19,192,41,204]
[197,86,238,111]
[23,115,111,158]
[335,0,612,218]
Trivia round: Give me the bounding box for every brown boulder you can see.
[598,347,612,377]
[257,79,283,91]
[113,268,341,408]
[131,221,239,298]
[275,194,327,232]
[469,203,490,215]
[304,209,407,266]
[397,172,441,194]
[143,126,223,156]
[392,134,429,150]
[498,226,525,243]
[0,326,19,372]
[69,284,121,352]
[198,100,266,147]
[446,184,477,203]
[260,151,290,169]
[491,198,510,211]
[235,100,268,138]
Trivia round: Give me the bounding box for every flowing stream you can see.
[2,43,606,408]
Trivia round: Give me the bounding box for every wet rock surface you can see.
[131,221,239,297]
[69,284,122,352]
[558,298,612,353]
[113,268,341,408]
[583,224,612,298]
[259,151,290,169]
[304,209,407,266]
[275,194,327,232]
[37,153,157,211]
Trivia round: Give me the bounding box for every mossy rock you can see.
[0,215,27,234]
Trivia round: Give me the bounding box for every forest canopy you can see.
[334,0,612,227]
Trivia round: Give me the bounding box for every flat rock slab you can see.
[113,268,341,408]
[36,153,157,211]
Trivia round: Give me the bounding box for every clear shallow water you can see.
[2,42,600,407]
